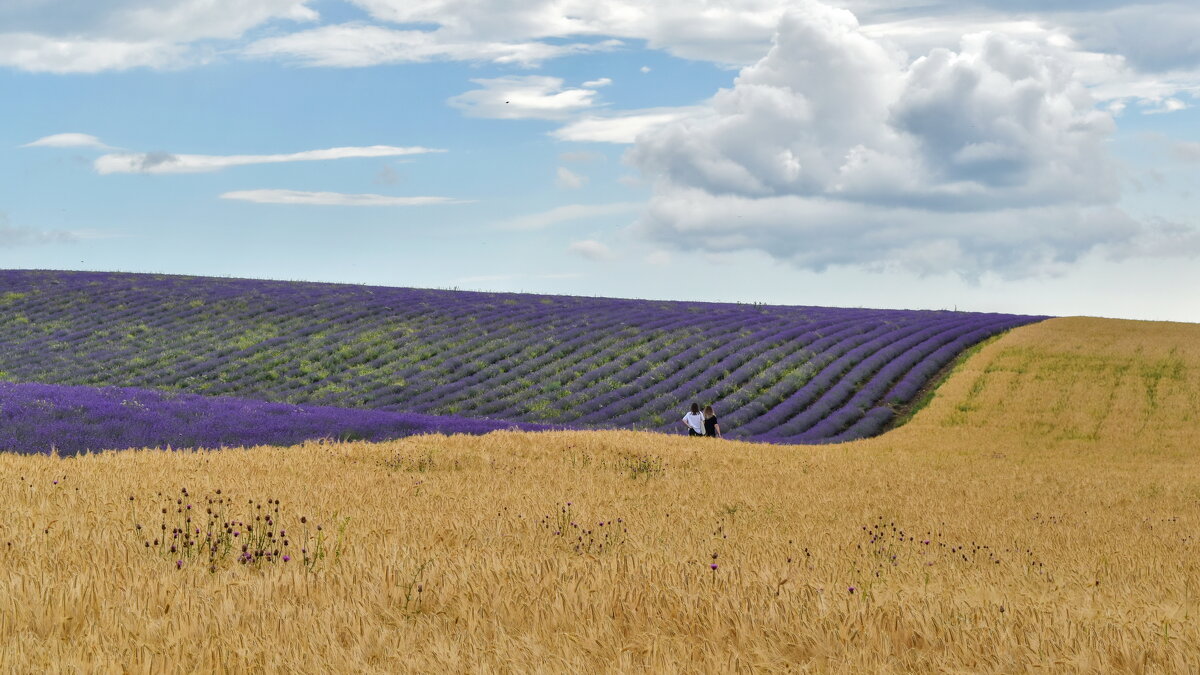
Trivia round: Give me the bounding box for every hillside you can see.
[2,316,1198,671]
[0,270,1041,446]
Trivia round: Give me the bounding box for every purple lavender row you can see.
[572,313,785,424]
[399,304,593,408]
[761,318,980,438]
[0,381,553,457]
[457,319,690,418]
[761,315,1034,443]
[421,309,688,416]
[491,319,728,420]
[694,316,891,426]
[721,320,900,433]
[640,315,873,433]
[883,320,1024,406]
[594,316,823,427]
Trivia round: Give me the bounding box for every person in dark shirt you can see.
[703,405,721,438]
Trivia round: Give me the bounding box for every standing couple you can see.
[681,402,721,438]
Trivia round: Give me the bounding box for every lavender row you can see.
[0,381,551,456]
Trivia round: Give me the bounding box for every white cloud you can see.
[0,35,189,73]
[0,0,317,41]
[640,66,651,73]
[1142,97,1189,114]
[22,133,116,150]
[1058,2,1200,73]
[93,144,442,174]
[344,0,787,65]
[628,2,1193,280]
[448,76,600,120]
[496,202,642,230]
[555,166,587,189]
[568,239,614,261]
[7,0,1200,113]
[0,0,317,72]
[0,213,77,247]
[245,23,620,68]
[552,106,704,144]
[219,189,468,206]
[582,77,612,87]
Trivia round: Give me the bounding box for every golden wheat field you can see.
[2,316,1199,673]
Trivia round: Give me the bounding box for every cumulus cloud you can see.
[628,1,1192,280]
[448,76,600,120]
[568,239,614,261]
[496,202,641,230]
[582,77,612,87]
[555,167,587,189]
[93,144,442,174]
[219,190,468,206]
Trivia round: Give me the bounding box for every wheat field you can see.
[2,316,1198,672]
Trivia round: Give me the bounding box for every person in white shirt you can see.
[681,402,706,436]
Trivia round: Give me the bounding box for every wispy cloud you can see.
[496,202,642,230]
[552,107,704,144]
[555,166,587,189]
[568,239,614,261]
[219,189,469,206]
[96,145,443,174]
[21,133,118,150]
[0,213,78,247]
[245,23,620,68]
[448,76,601,120]
[1142,97,1190,114]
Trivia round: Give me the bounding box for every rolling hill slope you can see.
[0,269,1043,446]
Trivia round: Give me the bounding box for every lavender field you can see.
[0,270,1043,450]
[0,381,549,456]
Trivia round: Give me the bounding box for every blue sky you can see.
[2,0,1198,321]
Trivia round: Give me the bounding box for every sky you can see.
[2,0,1199,322]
